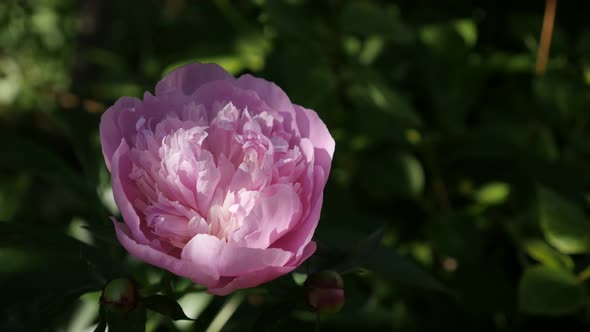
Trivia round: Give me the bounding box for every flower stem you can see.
[315,311,321,332]
[536,0,557,75]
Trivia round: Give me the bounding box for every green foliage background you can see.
[2,0,590,331]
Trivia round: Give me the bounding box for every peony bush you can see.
[100,63,334,295]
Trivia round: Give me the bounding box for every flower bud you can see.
[305,271,344,313]
[100,278,138,313]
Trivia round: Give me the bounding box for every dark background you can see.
[2,0,590,331]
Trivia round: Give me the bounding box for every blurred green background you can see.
[3,0,590,331]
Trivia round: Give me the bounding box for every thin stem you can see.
[205,293,245,332]
[422,135,451,211]
[315,311,321,332]
[535,0,557,75]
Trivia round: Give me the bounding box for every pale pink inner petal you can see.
[229,184,302,249]
[122,95,318,254]
[181,233,293,277]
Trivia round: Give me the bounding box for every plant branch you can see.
[535,0,557,75]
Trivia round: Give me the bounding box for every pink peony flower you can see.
[100,63,334,295]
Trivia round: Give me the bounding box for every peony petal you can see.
[192,80,270,119]
[209,266,292,296]
[111,140,152,245]
[276,193,323,262]
[112,219,220,287]
[155,63,232,97]
[294,105,335,177]
[230,184,302,249]
[234,74,295,114]
[234,74,300,136]
[100,94,187,171]
[208,241,316,296]
[195,150,222,213]
[271,167,325,259]
[181,233,293,277]
[141,91,182,122]
[100,97,141,171]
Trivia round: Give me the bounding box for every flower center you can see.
[128,101,288,248]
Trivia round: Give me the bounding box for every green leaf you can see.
[518,266,586,316]
[0,128,110,226]
[1,220,122,278]
[82,222,120,246]
[362,245,452,295]
[306,226,449,294]
[93,319,107,332]
[0,221,111,332]
[336,227,450,294]
[0,132,90,197]
[358,151,425,199]
[578,266,590,282]
[105,306,146,332]
[351,226,388,259]
[340,2,413,44]
[475,182,510,206]
[142,294,193,321]
[349,79,422,128]
[427,213,481,263]
[538,186,590,254]
[94,307,107,332]
[251,301,295,332]
[55,109,102,187]
[303,226,385,274]
[523,239,574,271]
